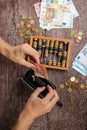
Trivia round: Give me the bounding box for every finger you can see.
[30,54,40,64]
[25,46,40,64]
[19,58,37,68]
[42,86,55,104]
[32,87,46,97]
[47,91,59,109]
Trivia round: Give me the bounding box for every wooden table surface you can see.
[0,0,87,130]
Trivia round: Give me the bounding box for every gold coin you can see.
[35,28,40,33]
[16,23,21,29]
[29,19,35,25]
[31,27,36,32]
[70,77,76,82]
[80,84,85,89]
[78,31,83,36]
[26,30,30,36]
[17,32,24,38]
[21,28,27,33]
[59,84,65,89]
[20,21,25,28]
[26,23,31,28]
[67,87,73,93]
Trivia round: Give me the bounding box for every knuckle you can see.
[47,107,51,113]
[37,87,41,91]
[22,43,28,48]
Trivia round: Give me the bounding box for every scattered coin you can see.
[78,31,83,36]
[16,14,40,42]
[70,30,75,38]
[74,83,80,90]
[68,87,72,93]
[80,84,85,89]
[59,84,65,89]
[70,76,76,82]
[26,23,31,28]
[29,19,35,25]
[21,28,27,33]
[60,76,86,93]
[35,28,40,33]
[16,23,21,29]
[26,30,30,36]
[76,36,82,43]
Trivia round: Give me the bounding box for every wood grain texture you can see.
[0,0,87,130]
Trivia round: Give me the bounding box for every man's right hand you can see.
[12,86,59,130]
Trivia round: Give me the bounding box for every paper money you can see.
[39,3,73,30]
[34,2,41,17]
[41,0,68,4]
[72,43,87,76]
[34,0,79,30]
[67,0,79,18]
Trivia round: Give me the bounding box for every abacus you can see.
[29,36,71,70]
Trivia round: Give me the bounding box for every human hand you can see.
[12,86,59,130]
[8,43,40,68]
[21,86,59,121]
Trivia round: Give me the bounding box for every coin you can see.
[26,30,30,36]
[19,32,24,38]
[78,31,83,36]
[74,83,80,90]
[75,79,79,83]
[67,80,72,87]
[80,84,85,89]
[85,85,87,89]
[67,87,73,93]
[70,30,75,38]
[29,19,35,25]
[20,21,25,28]
[59,84,65,89]
[70,77,76,82]
[16,23,21,29]
[31,27,36,32]
[21,28,27,33]
[26,23,31,28]
[35,28,40,33]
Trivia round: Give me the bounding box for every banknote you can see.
[41,0,68,4]
[34,2,41,17]
[39,3,73,29]
[67,0,79,18]
[34,0,79,19]
[72,43,87,76]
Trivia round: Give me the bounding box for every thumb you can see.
[33,87,45,97]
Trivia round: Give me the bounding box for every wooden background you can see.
[0,0,87,130]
